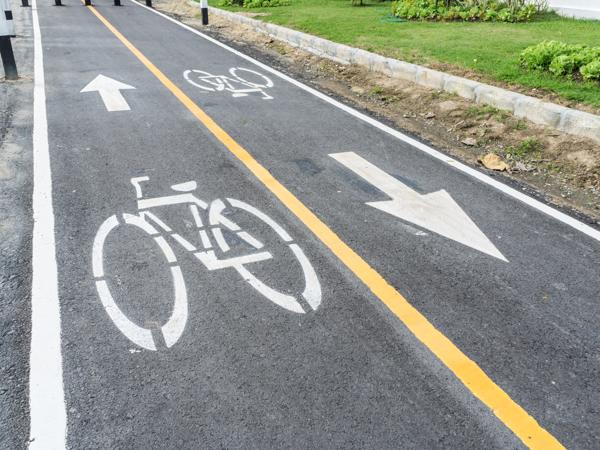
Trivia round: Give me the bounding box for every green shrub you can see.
[549,54,578,76]
[521,41,600,83]
[218,0,290,7]
[519,41,574,71]
[581,60,600,81]
[392,0,547,22]
[576,47,600,66]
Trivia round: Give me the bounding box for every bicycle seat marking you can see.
[92,176,321,351]
[183,67,275,100]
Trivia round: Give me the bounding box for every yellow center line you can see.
[85,4,564,448]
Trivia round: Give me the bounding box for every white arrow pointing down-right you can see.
[330,152,507,262]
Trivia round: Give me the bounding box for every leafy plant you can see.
[218,0,290,7]
[519,41,575,71]
[521,41,600,83]
[581,60,600,81]
[549,54,578,77]
[392,0,547,22]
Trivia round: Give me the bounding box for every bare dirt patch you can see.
[154,0,600,224]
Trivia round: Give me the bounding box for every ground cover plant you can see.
[211,0,600,108]
[391,0,548,22]
[520,41,600,81]
[218,0,289,8]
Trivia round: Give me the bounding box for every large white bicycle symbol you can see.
[92,177,321,351]
[183,67,274,100]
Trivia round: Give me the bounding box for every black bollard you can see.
[114,0,121,5]
[146,0,152,7]
[0,36,18,80]
[200,0,208,25]
[55,0,61,6]
[21,0,29,7]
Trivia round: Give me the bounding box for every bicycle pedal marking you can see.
[91,176,322,351]
[183,67,275,101]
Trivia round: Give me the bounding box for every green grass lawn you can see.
[211,0,600,109]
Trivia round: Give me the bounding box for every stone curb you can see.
[205,6,600,144]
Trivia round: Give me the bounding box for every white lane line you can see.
[129,0,600,244]
[29,0,68,448]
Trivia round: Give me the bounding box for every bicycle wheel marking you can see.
[183,67,274,100]
[92,176,322,350]
[92,213,188,351]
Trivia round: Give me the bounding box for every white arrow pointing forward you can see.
[80,74,135,112]
[330,152,507,262]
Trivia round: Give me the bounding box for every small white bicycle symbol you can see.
[92,177,321,351]
[183,67,274,100]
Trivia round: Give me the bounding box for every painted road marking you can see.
[29,0,67,448]
[330,152,507,261]
[92,176,321,349]
[132,0,600,246]
[86,4,564,448]
[80,74,135,112]
[183,67,274,100]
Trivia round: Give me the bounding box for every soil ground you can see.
[153,0,600,225]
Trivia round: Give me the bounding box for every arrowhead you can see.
[80,74,135,93]
[368,189,508,262]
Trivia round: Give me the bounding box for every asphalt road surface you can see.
[2,0,600,448]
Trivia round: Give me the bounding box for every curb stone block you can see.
[475,85,522,112]
[514,98,564,128]
[271,26,289,42]
[264,23,279,35]
[287,30,302,46]
[371,56,392,77]
[443,76,479,101]
[416,68,446,90]
[316,38,337,58]
[558,110,600,142]
[387,60,418,83]
[335,44,355,64]
[298,33,316,51]
[351,49,374,68]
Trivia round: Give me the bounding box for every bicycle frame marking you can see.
[183,67,274,100]
[92,177,321,350]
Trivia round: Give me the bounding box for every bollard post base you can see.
[21,0,30,6]
[146,0,152,6]
[0,37,18,81]
[201,7,208,25]
[114,0,121,5]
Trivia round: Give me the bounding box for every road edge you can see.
[141,0,600,245]
[205,5,600,146]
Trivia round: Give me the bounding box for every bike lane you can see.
[77,2,600,448]
[78,0,600,447]
[35,1,521,448]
